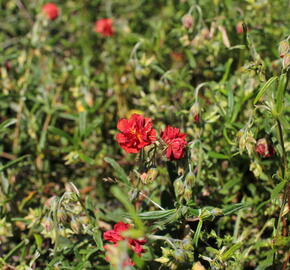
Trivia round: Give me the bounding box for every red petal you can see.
[117,119,129,132]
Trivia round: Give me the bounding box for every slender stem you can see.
[275,120,288,239]
[273,117,289,266]
[3,239,28,262]
[277,119,288,179]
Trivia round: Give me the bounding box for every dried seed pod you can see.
[282,53,290,69]
[279,40,289,58]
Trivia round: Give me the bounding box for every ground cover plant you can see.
[0,0,289,269]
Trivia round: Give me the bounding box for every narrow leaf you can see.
[276,73,287,114]
[104,157,130,185]
[254,76,278,104]
[271,181,286,200]
[193,219,203,247]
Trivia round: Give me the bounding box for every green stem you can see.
[275,119,288,237]
[4,239,28,262]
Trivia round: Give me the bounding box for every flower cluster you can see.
[41,3,114,37]
[103,221,146,266]
[116,114,187,160]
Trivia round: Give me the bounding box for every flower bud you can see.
[192,261,206,270]
[255,138,275,158]
[279,40,289,58]
[57,209,67,224]
[190,103,200,123]
[184,187,192,202]
[250,162,263,178]
[141,167,159,184]
[174,178,185,197]
[178,167,185,176]
[70,217,81,234]
[236,21,243,34]
[42,216,54,232]
[182,14,194,29]
[174,249,187,262]
[181,237,192,250]
[185,171,195,186]
[282,53,290,69]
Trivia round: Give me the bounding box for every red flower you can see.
[116,114,156,153]
[42,3,59,20]
[161,126,187,160]
[95,19,113,37]
[103,221,130,243]
[129,239,147,256]
[255,138,275,158]
[103,222,146,265]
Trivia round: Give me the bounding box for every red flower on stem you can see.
[255,138,275,158]
[103,221,130,243]
[103,221,146,265]
[95,18,114,37]
[116,114,156,153]
[42,3,59,20]
[161,126,187,160]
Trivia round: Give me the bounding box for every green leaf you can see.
[93,229,103,251]
[208,151,229,159]
[227,87,234,118]
[48,126,74,143]
[220,58,233,84]
[0,118,16,133]
[221,242,242,260]
[222,203,248,215]
[79,111,87,138]
[254,76,278,104]
[137,209,176,220]
[275,73,287,114]
[0,155,30,173]
[193,219,203,247]
[271,181,286,200]
[34,234,43,250]
[104,157,130,186]
[79,152,95,165]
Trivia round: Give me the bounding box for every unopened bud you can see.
[184,187,192,202]
[181,237,192,250]
[70,217,81,234]
[236,21,243,34]
[282,53,290,69]
[185,171,195,186]
[174,249,188,262]
[250,162,263,178]
[42,216,54,232]
[182,14,194,29]
[279,40,289,58]
[140,167,158,184]
[57,209,67,224]
[178,167,185,176]
[174,178,184,197]
[190,103,200,123]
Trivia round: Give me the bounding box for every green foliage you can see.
[0,0,289,269]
